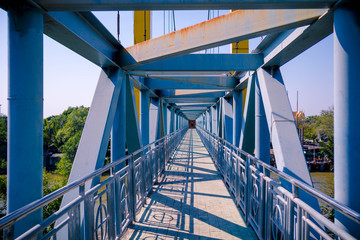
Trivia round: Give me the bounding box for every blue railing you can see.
[197,126,360,240]
[0,127,188,239]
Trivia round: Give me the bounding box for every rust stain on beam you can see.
[121,9,326,67]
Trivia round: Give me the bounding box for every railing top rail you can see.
[196,126,360,224]
[0,127,187,229]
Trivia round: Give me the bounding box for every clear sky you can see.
[0,9,333,118]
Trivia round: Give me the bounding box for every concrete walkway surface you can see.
[124,129,254,240]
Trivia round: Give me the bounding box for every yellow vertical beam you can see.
[231,9,249,112]
[134,11,151,121]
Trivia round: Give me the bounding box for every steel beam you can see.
[143,78,232,90]
[111,76,126,235]
[149,98,159,142]
[141,89,150,146]
[126,75,143,153]
[165,98,218,104]
[44,11,120,68]
[254,74,270,164]
[58,69,123,237]
[121,9,326,67]
[163,91,226,99]
[162,102,168,135]
[140,76,237,88]
[8,6,43,236]
[263,10,333,67]
[239,75,255,155]
[126,54,263,71]
[174,104,213,108]
[257,68,312,184]
[224,98,233,144]
[233,90,243,147]
[111,74,126,170]
[334,3,360,238]
[33,0,335,11]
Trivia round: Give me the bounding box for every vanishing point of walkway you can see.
[124,129,254,240]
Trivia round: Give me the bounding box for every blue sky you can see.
[0,9,333,118]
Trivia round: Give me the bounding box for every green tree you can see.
[317,107,334,140]
[0,116,7,174]
[303,115,320,141]
[55,106,89,177]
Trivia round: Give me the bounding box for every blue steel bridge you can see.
[0,0,360,239]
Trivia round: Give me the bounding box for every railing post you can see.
[259,172,266,239]
[84,194,95,240]
[295,186,302,240]
[287,184,296,240]
[265,179,272,240]
[68,204,81,240]
[245,156,251,223]
[128,155,137,222]
[106,181,116,239]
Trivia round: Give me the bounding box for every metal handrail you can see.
[0,126,188,239]
[196,126,360,239]
[197,126,360,223]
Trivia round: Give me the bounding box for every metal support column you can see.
[141,89,150,146]
[170,107,175,133]
[111,75,126,235]
[255,75,270,164]
[162,102,168,135]
[175,112,179,130]
[111,76,126,169]
[233,90,243,147]
[334,3,360,237]
[8,6,43,236]
[209,108,213,133]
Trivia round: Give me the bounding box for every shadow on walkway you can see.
[124,129,253,240]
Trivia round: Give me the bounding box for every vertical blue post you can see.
[170,107,175,133]
[150,97,159,142]
[141,89,150,146]
[209,107,213,133]
[233,90,243,147]
[112,75,126,168]
[216,102,220,135]
[111,74,126,235]
[162,102,168,135]
[334,3,360,238]
[255,75,270,164]
[174,111,179,131]
[8,6,43,236]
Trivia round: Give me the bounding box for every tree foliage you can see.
[303,107,334,142]
[0,116,7,174]
[303,107,334,164]
[54,106,89,177]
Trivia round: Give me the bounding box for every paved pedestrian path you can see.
[124,129,254,240]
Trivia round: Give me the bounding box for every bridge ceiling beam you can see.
[33,0,335,11]
[153,76,236,87]
[165,98,218,104]
[143,78,233,90]
[121,9,326,67]
[262,10,333,67]
[44,11,120,68]
[161,91,226,99]
[234,10,332,89]
[125,54,263,71]
[174,104,213,108]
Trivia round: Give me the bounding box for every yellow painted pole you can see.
[133,11,151,121]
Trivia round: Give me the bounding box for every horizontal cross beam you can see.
[126,54,263,71]
[34,0,335,11]
[121,9,326,67]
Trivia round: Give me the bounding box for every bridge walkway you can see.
[124,129,254,240]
